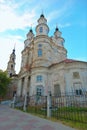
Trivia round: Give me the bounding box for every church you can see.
[7,14,87,97]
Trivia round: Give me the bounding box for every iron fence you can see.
[51,92,87,123]
[14,92,87,123]
[27,95,47,117]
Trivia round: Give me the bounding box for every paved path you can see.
[0,105,76,130]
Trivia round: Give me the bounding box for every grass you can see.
[25,111,87,130]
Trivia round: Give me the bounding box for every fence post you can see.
[47,91,52,118]
[13,94,16,108]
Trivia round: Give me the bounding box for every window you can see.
[39,27,43,33]
[37,88,42,96]
[10,73,12,77]
[11,64,13,69]
[73,72,80,79]
[38,49,42,57]
[38,44,42,48]
[36,75,43,82]
[76,89,82,95]
[36,85,43,96]
[73,83,83,96]
[12,58,14,62]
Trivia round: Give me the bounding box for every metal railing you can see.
[12,92,87,123]
[27,95,47,117]
[51,92,87,123]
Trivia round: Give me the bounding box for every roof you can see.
[63,59,79,63]
[49,58,87,67]
[40,14,44,18]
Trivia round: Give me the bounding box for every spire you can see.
[12,43,16,54]
[29,28,33,33]
[54,25,61,38]
[29,24,33,33]
[40,9,44,18]
[12,48,15,54]
[26,26,34,43]
[55,24,59,31]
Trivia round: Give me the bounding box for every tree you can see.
[0,70,11,97]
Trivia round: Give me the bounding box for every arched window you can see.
[38,44,42,48]
[39,27,43,33]
[10,73,12,77]
[73,83,83,96]
[73,72,80,79]
[11,64,13,69]
[36,85,44,96]
[12,58,14,62]
[38,49,42,57]
[36,75,43,82]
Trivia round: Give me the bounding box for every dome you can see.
[40,14,44,18]
[55,27,59,31]
[30,29,33,33]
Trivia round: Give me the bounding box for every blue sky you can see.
[0,0,87,73]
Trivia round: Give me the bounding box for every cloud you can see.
[0,0,39,73]
[0,1,36,32]
[0,0,73,33]
[59,23,71,28]
[47,0,74,22]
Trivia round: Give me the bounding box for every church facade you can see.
[7,14,87,97]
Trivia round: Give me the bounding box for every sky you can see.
[0,0,87,74]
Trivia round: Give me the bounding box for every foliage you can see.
[0,70,11,97]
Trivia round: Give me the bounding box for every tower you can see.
[24,28,34,48]
[36,13,49,36]
[7,48,16,77]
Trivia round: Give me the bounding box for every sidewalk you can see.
[0,105,76,130]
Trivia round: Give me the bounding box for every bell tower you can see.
[7,48,16,77]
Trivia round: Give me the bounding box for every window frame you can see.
[11,64,13,69]
[73,82,83,96]
[73,72,80,79]
[38,44,42,48]
[75,89,83,96]
[39,27,43,33]
[36,85,43,96]
[38,49,42,57]
[36,75,43,82]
